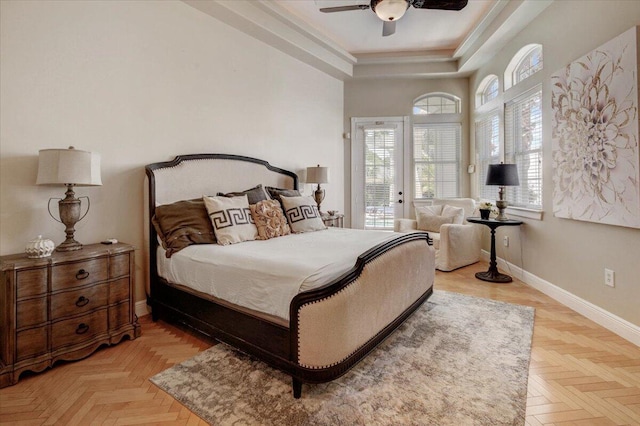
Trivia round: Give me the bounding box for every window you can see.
[505,86,543,209]
[514,46,543,85]
[413,93,461,115]
[475,112,501,202]
[413,124,461,199]
[477,75,499,107]
[504,44,543,90]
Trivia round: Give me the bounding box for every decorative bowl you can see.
[25,235,55,258]
[327,210,337,217]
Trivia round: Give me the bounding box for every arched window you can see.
[413,93,461,115]
[476,75,499,108]
[504,44,543,90]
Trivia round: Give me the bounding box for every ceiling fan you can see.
[320,0,468,37]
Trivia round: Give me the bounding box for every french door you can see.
[351,117,408,230]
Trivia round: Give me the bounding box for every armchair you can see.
[394,198,482,271]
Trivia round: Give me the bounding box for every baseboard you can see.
[136,300,151,318]
[481,250,640,346]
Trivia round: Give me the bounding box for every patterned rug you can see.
[150,291,535,425]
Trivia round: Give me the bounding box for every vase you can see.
[25,235,55,258]
[480,209,491,220]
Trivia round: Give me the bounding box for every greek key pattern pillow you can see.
[203,195,258,245]
[280,195,326,233]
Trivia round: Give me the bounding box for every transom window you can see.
[481,76,499,105]
[413,93,461,115]
[504,44,543,90]
[514,46,543,85]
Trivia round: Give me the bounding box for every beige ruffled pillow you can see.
[203,195,258,245]
[250,200,291,240]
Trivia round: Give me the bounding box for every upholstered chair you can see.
[394,198,482,271]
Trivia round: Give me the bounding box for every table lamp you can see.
[306,165,329,213]
[486,163,519,221]
[36,146,102,251]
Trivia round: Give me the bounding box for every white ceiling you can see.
[273,0,497,56]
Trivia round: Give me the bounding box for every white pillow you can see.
[416,210,454,233]
[203,195,258,245]
[415,204,443,217]
[442,205,465,224]
[280,195,326,233]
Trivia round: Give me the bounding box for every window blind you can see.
[364,128,396,229]
[413,123,460,199]
[475,112,501,202]
[505,86,543,209]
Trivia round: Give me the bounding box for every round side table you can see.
[467,217,523,283]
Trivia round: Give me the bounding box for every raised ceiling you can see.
[273,0,497,57]
[184,0,553,79]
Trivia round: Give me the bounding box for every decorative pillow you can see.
[203,195,258,245]
[279,195,326,233]
[416,211,454,233]
[250,200,291,240]
[152,199,216,258]
[415,204,443,217]
[442,205,465,224]
[265,186,301,207]
[217,184,270,205]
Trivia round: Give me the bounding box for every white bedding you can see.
[157,228,399,320]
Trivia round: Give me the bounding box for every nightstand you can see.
[0,242,140,388]
[322,213,344,228]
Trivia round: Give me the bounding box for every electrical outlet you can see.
[503,236,509,247]
[604,269,615,287]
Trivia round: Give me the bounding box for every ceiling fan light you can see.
[372,0,409,21]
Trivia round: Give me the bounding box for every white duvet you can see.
[157,228,398,321]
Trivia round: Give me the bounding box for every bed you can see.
[145,154,435,398]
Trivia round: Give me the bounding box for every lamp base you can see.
[495,199,509,221]
[56,239,83,252]
[313,185,325,215]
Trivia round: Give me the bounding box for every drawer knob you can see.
[75,296,90,307]
[75,269,90,280]
[75,323,90,334]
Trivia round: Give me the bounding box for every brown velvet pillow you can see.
[152,199,216,257]
[217,184,270,205]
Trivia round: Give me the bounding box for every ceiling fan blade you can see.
[319,4,371,13]
[382,20,396,37]
[410,0,468,11]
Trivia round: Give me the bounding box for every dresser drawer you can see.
[108,277,131,304]
[109,301,131,330]
[17,297,47,329]
[16,327,48,361]
[51,283,108,320]
[16,267,47,298]
[52,309,108,350]
[51,258,108,291]
[110,253,130,278]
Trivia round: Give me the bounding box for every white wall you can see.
[0,0,344,302]
[469,0,640,326]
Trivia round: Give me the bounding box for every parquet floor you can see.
[1,262,639,425]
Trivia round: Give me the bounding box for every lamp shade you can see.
[306,165,329,184]
[486,163,519,186]
[371,0,409,21]
[37,147,102,186]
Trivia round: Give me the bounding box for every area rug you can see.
[150,291,535,425]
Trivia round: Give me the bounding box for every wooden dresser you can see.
[0,242,140,388]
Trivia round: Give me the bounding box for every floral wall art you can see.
[551,26,640,228]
